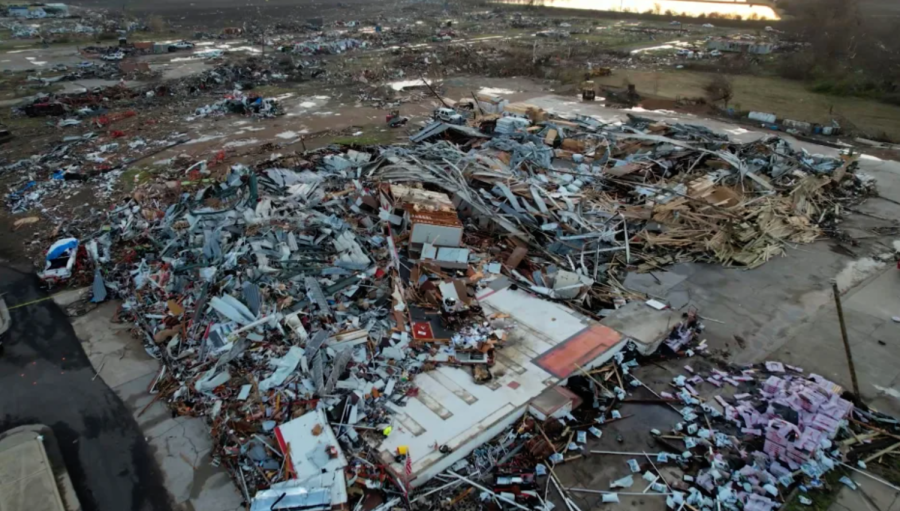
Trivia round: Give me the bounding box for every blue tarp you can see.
[46,238,78,260]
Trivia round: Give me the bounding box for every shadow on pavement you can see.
[0,265,173,511]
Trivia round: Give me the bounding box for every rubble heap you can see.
[290,37,367,55]
[190,91,283,119]
[17,99,879,509]
[166,62,297,95]
[672,363,854,511]
[444,114,872,271]
[4,131,188,214]
[409,318,888,511]
[94,156,517,502]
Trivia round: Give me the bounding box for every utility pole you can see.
[255,4,265,58]
[420,75,449,108]
[470,92,484,117]
[832,282,860,396]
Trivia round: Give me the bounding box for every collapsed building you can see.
[48,100,877,511]
[0,37,886,505]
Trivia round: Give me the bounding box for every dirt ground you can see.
[1,0,896,265]
[57,0,900,142]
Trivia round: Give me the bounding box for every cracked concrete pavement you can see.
[831,473,900,511]
[71,303,243,511]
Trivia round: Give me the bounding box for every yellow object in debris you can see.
[6,295,56,311]
[397,445,408,455]
[382,426,393,437]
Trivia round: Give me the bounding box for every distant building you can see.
[8,4,53,18]
[26,7,46,18]
[43,3,70,17]
[707,38,774,55]
[7,5,29,17]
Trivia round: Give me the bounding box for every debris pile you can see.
[395,111,873,307]
[25,61,127,86]
[16,85,139,118]
[3,129,188,214]
[190,91,283,119]
[92,157,520,504]
[290,37,367,55]
[8,77,882,509]
[166,62,296,95]
[665,362,855,511]
[409,316,893,511]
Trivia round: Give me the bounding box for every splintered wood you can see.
[642,189,824,269]
[611,153,847,269]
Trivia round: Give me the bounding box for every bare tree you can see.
[781,0,900,95]
[704,75,734,109]
[785,0,862,66]
[148,15,166,33]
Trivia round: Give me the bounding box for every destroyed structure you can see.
[0,4,889,507]
[30,95,881,510]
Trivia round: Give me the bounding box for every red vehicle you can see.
[23,101,66,117]
[386,110,408,128]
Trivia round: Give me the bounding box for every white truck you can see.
[433,107,465,125]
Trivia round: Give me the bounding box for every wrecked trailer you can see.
[23,100,67,117]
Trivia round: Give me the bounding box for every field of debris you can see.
[1,2,900,511]
[78,0,381,25]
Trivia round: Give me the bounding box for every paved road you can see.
[0,266,172,511]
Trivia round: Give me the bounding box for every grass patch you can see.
[0,81,63,101]
[0,36,93,50]
[570,32,645,47]
[591,68,900,141]
[119,166,154,191]
[0,112,50,130]
[782,470,844,511]
[330,129,395,147]
[866,454,900,487]
[128,30,199,43]
[0,70,64,102]
[0,39,38,50]
[251,84,300,98]
[809,76,893,102]
[466,28,532,39]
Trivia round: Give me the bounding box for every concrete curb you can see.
[0,424,82,511]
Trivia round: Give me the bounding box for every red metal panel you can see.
[533,324,621,378]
